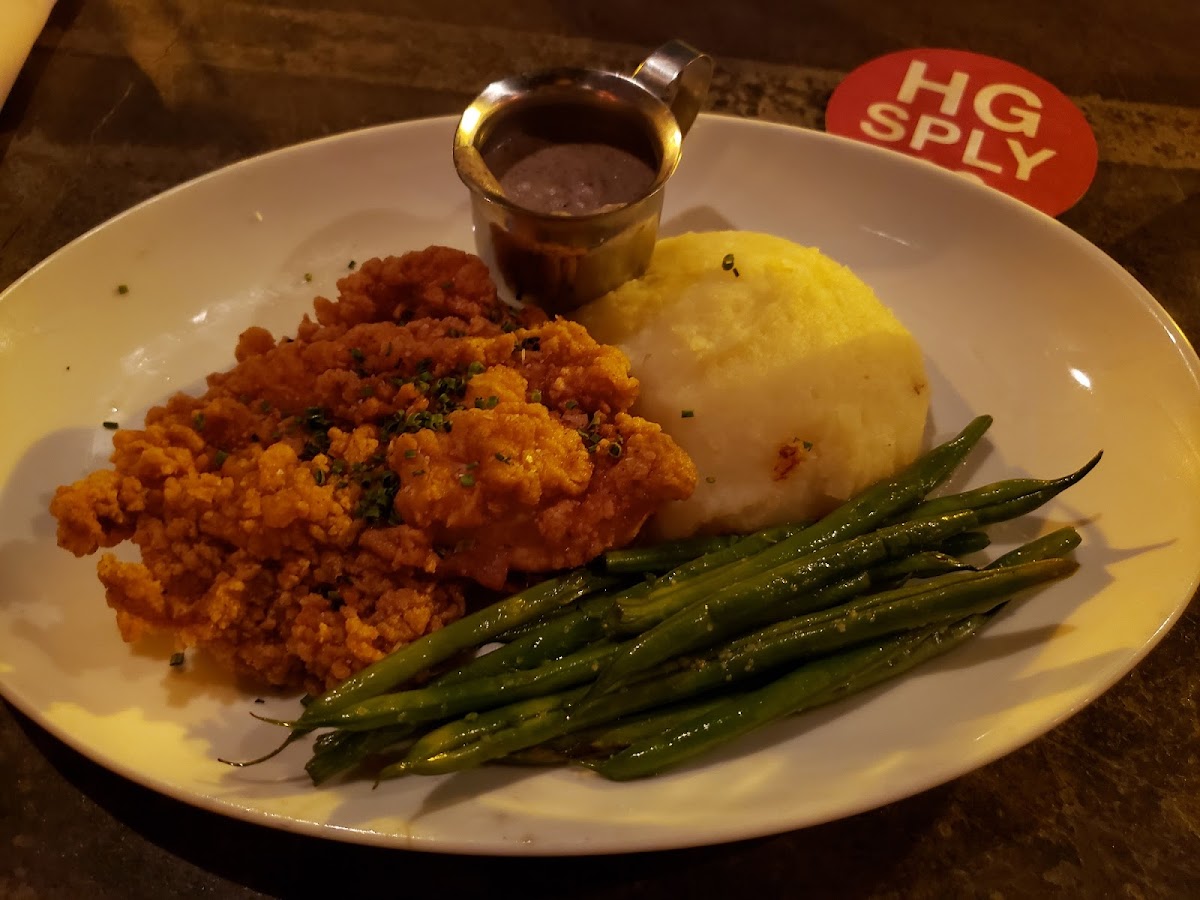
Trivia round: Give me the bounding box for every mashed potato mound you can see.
[575,231,929,539]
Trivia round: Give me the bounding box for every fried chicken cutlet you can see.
[50,247,696,692]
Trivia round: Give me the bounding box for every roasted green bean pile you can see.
[245,415,1101,783]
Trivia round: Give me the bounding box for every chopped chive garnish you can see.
[608,443,622,458]
[102,421,119,430]
[214,449,229,468]
[349,347,365,363]
[529,390,542,403]
[193,412,206,430]
[404,449,417,459]
[681,409,695,418]
[467,361,486,376]
[565,400,578,410]
[169,652,185,667]
[706,475,717,484]
[803,440,814,451]
[495,452,511,463]
[721,254,735,271]
[313,468,326,486]
[304,273,313,282]
[348,260,357,270]
[459,473,476,488]
[116,284,129,295]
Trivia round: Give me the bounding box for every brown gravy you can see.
[485,137,658,216]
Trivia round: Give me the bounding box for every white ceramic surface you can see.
[1,115,1198,855]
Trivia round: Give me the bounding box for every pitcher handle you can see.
[631,40,713,137]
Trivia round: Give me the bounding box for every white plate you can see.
[1,115,1198,855]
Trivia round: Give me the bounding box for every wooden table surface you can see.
[2,2,1198,896]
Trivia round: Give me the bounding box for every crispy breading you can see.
[50,247,696,692]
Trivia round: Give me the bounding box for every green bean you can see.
[649,524,809,585]
[576,532,1084,777]
[504,696,732,765]
[801,613,994,714]
[371,576,867,767]
[311,727,349,755]
[299,642,620,731]
[378,555,1068,778]
[502,744,597,767]
[601,535,744,574]
[609,524,810,632]
[903,452,1101,525]
[385,630,922,779]
[384,688,591,775]
[600,556,1063,709]
[305,725,415,785]
[612,416,993,633]
[938,530,992,556]
[731,530,1079,670]
[432,598,614,685]
[491,599,585,642]
[592,616,988,780]
[590,510,980,696]
[773,572,874,619]
[986,526,1082,568]
[298,570,613,724]
[433,524,806,687]
[868,550,976,583]
[724,557,1073,665]
[530,626,954,765]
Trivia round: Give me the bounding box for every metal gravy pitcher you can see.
[453,41,713,314]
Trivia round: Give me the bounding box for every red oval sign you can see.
[826,49,1098,217]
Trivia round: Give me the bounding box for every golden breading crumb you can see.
[50,246,696,693]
